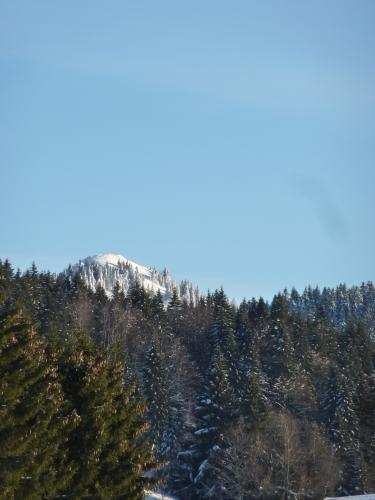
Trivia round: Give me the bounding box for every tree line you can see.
[0,259,374,499]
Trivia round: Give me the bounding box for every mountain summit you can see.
[68,253,199,304]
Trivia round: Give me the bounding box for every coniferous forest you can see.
[1,258,374,499]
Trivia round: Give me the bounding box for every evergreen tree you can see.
[2,258,375,498]
[358,369,375,490]
[58,331,156,498]
[236,303,260,376]
[167,287,184,339]
[0,301,68,499]
[128,280,151,315]
[241,371,267,430]
[320,365,363,494]
[354,322,373,375]
[263,294,292,380]
[192,346,235,497]
[92,348,156,498]
[251,296,269,328]
[209,288,234,355]
[112,280,127,308]
[150,290,166,324]
[224,330,241,403]
[143,341,170,457]
[0,259,14,283]
[290,315,310,367]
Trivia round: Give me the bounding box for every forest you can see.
[0,258,374,499]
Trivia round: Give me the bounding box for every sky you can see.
[1,1,375,301]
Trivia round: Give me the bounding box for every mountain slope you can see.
[67,253,199,304]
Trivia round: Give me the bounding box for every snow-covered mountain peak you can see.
[83,253,132,267]
[83,253,152,277]
[68,253,199,305]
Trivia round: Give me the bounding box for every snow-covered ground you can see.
[145,491,177,500]
[325,495,375,499]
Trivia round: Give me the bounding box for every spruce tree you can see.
[209,288,234,355]
[224,330,241,404]
[263,293,292,380]
[320,365,363,494]
[0,301,67,499]
[143,340,170,457]
[167,287,183,337]
[58,331,156,498]
[241,371,267,430]
[193,346,235,497]
[128,280,151,315]
[236,302,259,372]
[358,370,375,490]
[93,349,156,498]
[236,303,261,409]
[112,280,127,308]
[150,290,166,324]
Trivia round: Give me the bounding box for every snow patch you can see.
[145,491,177,500]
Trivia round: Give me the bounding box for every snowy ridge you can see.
[68,253,199,304]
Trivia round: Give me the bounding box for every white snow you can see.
[84,253,152,278]
[194,426,217,436]
[177,449,194,458]
[145,491,177,500]
[79,254,159,295]
[325,496,375,500]
[68,253,200,305]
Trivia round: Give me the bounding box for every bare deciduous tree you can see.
[214,411,340,500]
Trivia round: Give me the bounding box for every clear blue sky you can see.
[1,1,374,301]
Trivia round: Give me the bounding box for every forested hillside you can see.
[0,258,374,499]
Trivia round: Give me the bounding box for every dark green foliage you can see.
[57,331,156,498]
[358,372,375,491]
[1,259,375,498]
[320,365,363,494]
[192,346,235,496]
[143,341,170,455]
[0,292,156,499]
[209,288,235,355]
[0,301,68,499]
[236,302,260,372]
[128,280,151,315]
[112,280,127,306]
[224,330,241,399]
[150,290,166,323]
[241,371,267,429]
[263,294,293,379]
